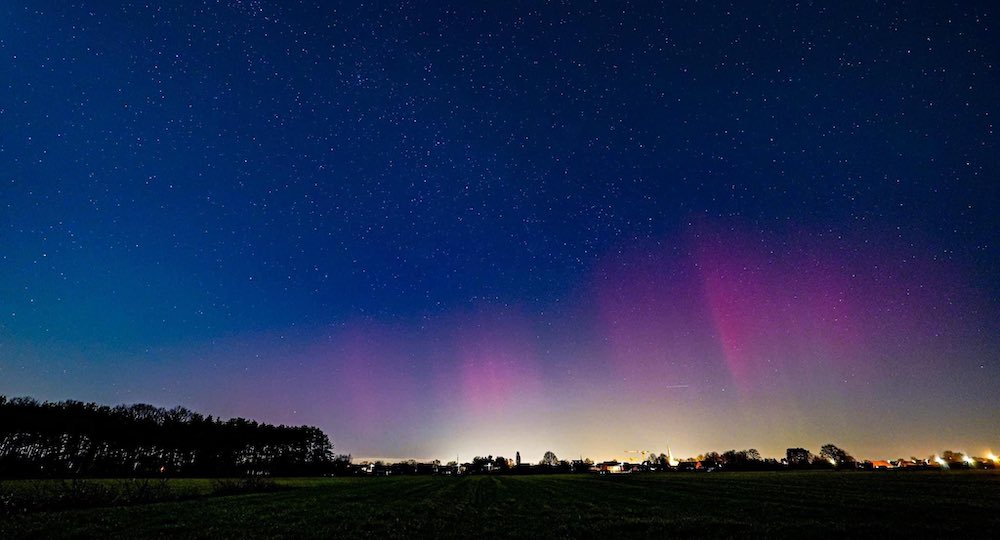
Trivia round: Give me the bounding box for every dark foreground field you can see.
[2,471,999,538]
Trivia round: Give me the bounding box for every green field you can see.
[2,471,998,538]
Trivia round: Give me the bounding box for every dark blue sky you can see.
[2,1,998,461]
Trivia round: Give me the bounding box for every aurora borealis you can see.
[2,1,997,463]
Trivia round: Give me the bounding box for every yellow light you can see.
[963,455,975,465]
[987,452,998,463]
[934,456,947,468]
[828,458,837,466]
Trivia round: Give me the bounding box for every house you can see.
[596,461,626,474]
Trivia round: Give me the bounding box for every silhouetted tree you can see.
[493,456,511,472]
[540,451,559,467]
[786,448,812,467]
[701,452,722,468]
[719,449,763,470]
[811,455,834,468]
[819,444,855,467]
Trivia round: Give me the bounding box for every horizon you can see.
[2,2,997,466]
[3,393,994,465]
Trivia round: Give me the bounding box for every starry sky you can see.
[2,1,998,462]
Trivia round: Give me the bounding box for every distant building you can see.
[596,461,625,474]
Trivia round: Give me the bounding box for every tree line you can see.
[675,445,855,471]
[0,396,334,478]
[4,395,990,478]
[346,444,996,476]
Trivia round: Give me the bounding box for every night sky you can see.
[2,1,998,462]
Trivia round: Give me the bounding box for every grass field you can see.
[2,471,998,538]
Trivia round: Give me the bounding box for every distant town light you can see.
[962,455,975,465]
